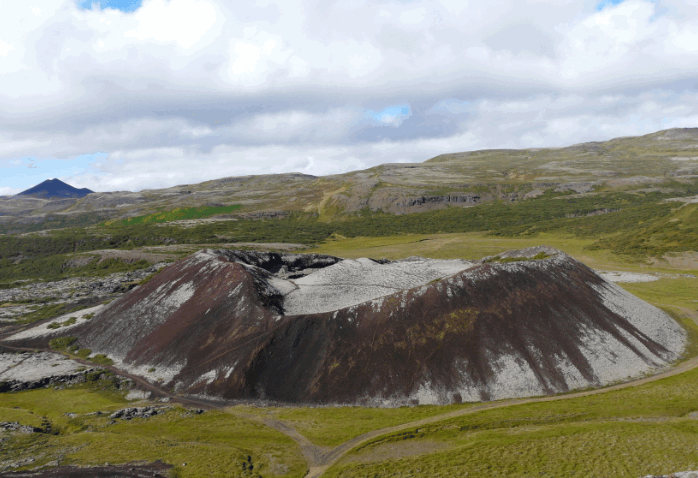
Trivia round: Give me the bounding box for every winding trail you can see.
[2,306,697,478]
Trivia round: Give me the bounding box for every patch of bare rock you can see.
[0,352,134,393]
[597,271,660,283]
[0,263,169,323]
[0,422,40,434]
[2,246,687,407]
[0,352,92,392]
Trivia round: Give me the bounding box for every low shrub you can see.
[49,336,77,350]
[90,354,114,366]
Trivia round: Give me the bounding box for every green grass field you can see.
[309,231,695,272]
[327,421,698,477]
[231,403,477,448]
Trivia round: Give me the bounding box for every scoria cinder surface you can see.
[4,247,686,406]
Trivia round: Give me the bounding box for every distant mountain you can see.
[16,179,93,199]
[2,127,698,233]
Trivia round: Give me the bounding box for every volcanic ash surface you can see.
[277,256,475,314]
[4,246,686,407]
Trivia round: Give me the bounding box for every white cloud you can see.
[0,186,22,196]
[0,38,13,56]
[124,0,220,49]
[0,0,697,191]
[230,41,262,75]
[399,7,428,25]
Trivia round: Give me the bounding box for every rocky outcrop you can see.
[5,248,686,406]
[234,211,290,219]
[0,372,92,393]
[565,208,619,218]
[555,182,597,193]
[365,189,487,214]
[396,194,481,207]
[0,352,95,393]
[109,407,172,420]
[0,422,40,434]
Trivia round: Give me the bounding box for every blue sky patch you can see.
[78,0,143,12]
[595,0,625,11]
[364,105,412,127]
[0,153,107,194]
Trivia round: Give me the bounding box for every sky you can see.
[1,0,698,194]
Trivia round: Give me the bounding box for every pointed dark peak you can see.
[16,178,93,199]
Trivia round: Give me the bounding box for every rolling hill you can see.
[0,128,697,235]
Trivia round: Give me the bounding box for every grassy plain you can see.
[231,403,477,448]
[309,231,687,271]
[0,254,152,285]
[2,182,697,287]
[328,421,698,477]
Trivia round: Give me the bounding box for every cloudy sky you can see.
[1,0,697,194]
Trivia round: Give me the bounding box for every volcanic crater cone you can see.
[7,247,686,406]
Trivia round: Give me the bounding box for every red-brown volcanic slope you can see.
[5,248,685,406]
